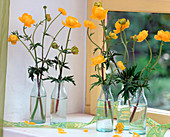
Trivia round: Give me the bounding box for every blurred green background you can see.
[107,11,170,111]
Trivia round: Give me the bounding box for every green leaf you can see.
[90,32,95,36]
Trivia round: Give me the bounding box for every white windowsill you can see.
[3,113,170,137]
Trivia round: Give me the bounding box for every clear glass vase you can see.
[30,78,46,124]
[129,88,147,135]
[96,84,114,132]
[117,92,131,130]
[50,82,68,125]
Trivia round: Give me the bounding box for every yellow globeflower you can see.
[133,132,140,137]
[137,30,148,42]
[84,20,96,29]
[62,16,81,28]
[8,35,19,45]
[19,13,35,28]
[115,122,124,134]
[113,18,130,34]
[154,30,170,42]
[58,8,67,16]
[113,135,121,137]
[91,55,106,66]
[117,61,126,70]
[90,6,108,20]
[109,32,118,39]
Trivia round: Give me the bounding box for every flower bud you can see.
[51,42,59,49]
[94,2,102,7]
[71,46,79,55]
[46,14,51,22]
[131,35,138,41]
[43,6,47,9]
[118,18,126,25]
[106,35,111,40]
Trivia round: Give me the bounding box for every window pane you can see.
[107,11,170,111]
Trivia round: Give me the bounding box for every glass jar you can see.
[117,92,131,130]
[30,78,46,124]
[50,82,68,125]
[96,84,114,132]
[129,88,147,135]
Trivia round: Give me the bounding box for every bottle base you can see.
[129,130,146,135]
[96,128,113,132]
[30,119,45,124]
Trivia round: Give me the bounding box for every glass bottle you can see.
[30,78,46,124]
[129,88,147,135]
[96,84,114,132]
[50,82,68,125]
[117,92,132,130]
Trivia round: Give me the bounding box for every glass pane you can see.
[107,11,170,111]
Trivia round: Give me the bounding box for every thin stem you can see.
[120,28,129,65]
[132,41,136,66]
[87,28,102,51]
[44,26,65,60]
[139,39,152,85]
[18,38,36,62]
[46,13,62,31]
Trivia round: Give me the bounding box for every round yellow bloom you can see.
[109,32,118,39]
[46,14,51,22]
[91,55,106,66]
[84,20,96,29]
[154,30,170,42]
[19,13,35,28]
[133,132,140,137]
[117,61,126,70]
[137,30,148,42]
[115,122,124,134]
[57,128,67,134]
[28,122,35,125]
[71,46,79,55]
[58,8,67,16]
[113,135,121,137]
[83,129,88,132]
[62,16,81,28]
[8,35,19,45]
[90,6,108,20]
[113,18,130,34]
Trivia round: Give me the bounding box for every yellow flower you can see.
[113,135,121,137]
[19,13,35,28]
[62,16,81,28]
[137,30,148,42]
[133,132,140,137]
[115,122,124,134]
[8,35,19,45]
[84,20,96,29]
[109,32,118,39]
[46,14,51,22]
[90,6,108,20]
[113,18,130,34]
[91,55,106,66]
[71,46,79,55]
[57,128,67,134]
[117,61,126,70]
[154,30,170,42]
[24,121,35,125]
[58,8,67,16]
[83,129,88,132]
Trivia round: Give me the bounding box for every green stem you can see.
[44,26,65,60]
[132,41,136,66]
[87,28,102,52]
[120,28,129,64]
[145,41,163,83]
[30,97,39,120]
[46,13,62,31]
[18,38,36,62]
[139,39,152,85]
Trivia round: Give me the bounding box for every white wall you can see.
[5,0,86,121]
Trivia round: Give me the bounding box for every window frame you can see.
[85,0,170,124]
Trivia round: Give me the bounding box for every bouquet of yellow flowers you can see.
[8,6,81,123]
